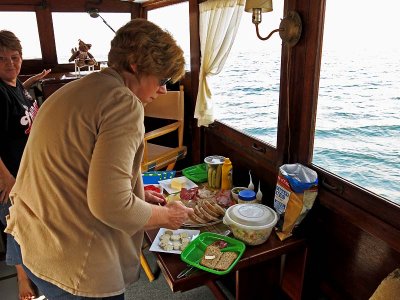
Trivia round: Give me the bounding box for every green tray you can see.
[180,232,246,275]
[182,163,208,183]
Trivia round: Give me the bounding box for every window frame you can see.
[146,1,191,71]
[284,0,400,240]
[51,12,132,64]
[205,0,400,245]
[2,0,399,237]
[0,1,139,74]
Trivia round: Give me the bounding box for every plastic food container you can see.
[180,232,246,275]
[182,163,208,183]
[238,190,257,204]
[223,204,278,246]
[204,155,225,189]
[144,184,163,194]
[142,171,176,184]
[231,187,247,202]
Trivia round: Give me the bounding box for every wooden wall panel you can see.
[302,203,400,300]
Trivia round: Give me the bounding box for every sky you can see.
[1,0,399,60]
[148,0,400,55]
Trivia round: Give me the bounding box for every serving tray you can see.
[180,232,245,275]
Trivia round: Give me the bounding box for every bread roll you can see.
[208,199,226,216]
[202,200,221,217]
[189,212,208,224]
[199,206,220,221]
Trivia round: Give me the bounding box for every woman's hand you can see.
[163,201,193,230]
[144,190,166,206]
[145,200,193,230]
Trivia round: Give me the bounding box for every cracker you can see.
[214,252,238,271]
[200,245,222,269]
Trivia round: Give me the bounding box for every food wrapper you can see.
[274,163,318,241]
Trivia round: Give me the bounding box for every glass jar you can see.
[238,190,257,204]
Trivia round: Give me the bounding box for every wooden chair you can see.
[141,85,187,172]
[140,253,155,282]
[140,86,186,281]
[37,77,77,102]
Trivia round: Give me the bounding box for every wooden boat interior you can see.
[0,1,399,299]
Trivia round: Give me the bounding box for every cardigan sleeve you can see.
[86,87,151,236]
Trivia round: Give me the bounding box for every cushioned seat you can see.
[370,268,400,300]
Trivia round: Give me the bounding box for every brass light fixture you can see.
[244,0,302,47]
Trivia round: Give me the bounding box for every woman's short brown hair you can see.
[0,30,22,55]
[108,18,185,83]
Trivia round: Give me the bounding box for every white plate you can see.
[149,228,200,254]
[159,176,198,194]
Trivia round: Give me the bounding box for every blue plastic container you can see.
[142,170,176,184]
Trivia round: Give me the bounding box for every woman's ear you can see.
[129,64,137,74]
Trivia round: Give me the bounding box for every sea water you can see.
[58,50,399,205]
[211,49,400,204]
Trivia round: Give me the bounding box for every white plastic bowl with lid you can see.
[223,203,278,245]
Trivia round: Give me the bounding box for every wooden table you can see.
[145,223,308,300]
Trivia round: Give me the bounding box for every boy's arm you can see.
[23,69,52,90]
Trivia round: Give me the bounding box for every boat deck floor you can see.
[0,248,232,300]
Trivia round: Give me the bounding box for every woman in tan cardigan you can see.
[5,19,191,299]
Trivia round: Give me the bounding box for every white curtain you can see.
[194,0,245,127]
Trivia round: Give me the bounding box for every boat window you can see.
[314,0,400,204]
[0,12,41,59]
[209,0,283,147]
[147,2,190,70]
[52,12,131,63]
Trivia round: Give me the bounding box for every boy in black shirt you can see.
[0,29,50,300]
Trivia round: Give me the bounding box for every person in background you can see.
[0,30,51,300]
[5,19,192,299]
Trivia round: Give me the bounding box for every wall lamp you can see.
[87,8,116,33]
[245,0,302,47]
